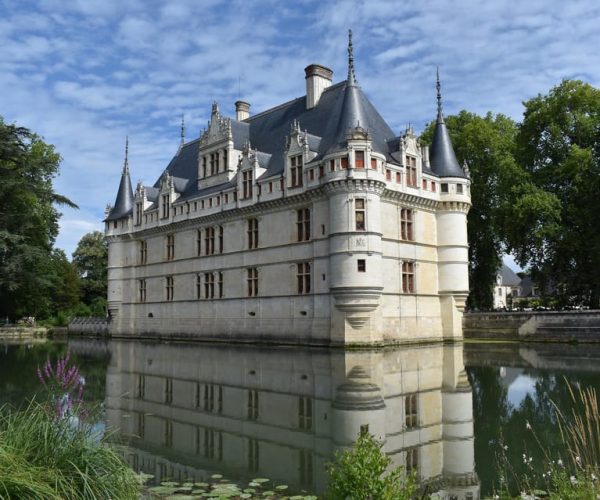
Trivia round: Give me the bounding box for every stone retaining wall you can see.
[464,310,600,342]
[0,326,48,339]
[68,317,110,336]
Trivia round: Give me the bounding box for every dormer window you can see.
[291,155,303,187]
[355,151,365,169]
[161,194,170,219]
[242,171,253,199]
[370,157,377,170]
[456,184,464,194]
[405,156,417,187]
[135,202,143,226]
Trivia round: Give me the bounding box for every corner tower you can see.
[430,71,471,339]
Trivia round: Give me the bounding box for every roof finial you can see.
[123,136,129,174]
[180,114,185,145]
[436,66,443,121]
[347,29,356,85]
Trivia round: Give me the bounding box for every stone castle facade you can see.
[104,35,471,346]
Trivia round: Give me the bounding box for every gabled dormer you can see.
[285,120,313,190]
[158,171,177,222]
[399,125,422,189]
[345,123,372,170]
[198,102,236,190]
[237,141,266,206]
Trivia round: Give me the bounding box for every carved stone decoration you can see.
[200,102,233,146]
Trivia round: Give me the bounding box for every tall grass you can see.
[554,380,600,471]
[0,400,139,499]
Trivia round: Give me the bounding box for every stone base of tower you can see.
[440,294,466,340]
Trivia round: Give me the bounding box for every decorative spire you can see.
[123,136,129,174]
[180,114,185,145]
[436,66,444,123]
[347,29,356,85]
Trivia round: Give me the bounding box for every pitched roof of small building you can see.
[499,263,521,287]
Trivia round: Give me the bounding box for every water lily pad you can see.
[262,492,275,497]
[240,495,252,499]
[211,474,223,479]
[275,485,288,491]
[194,483,209,488]
[161,481,180,487]
[192,490,206,494]
[248,482,260,487]
[243,488,256,494]
[252,478,270,484]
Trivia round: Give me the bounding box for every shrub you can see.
[325,431,416,500]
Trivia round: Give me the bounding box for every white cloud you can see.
[0,0,599,256]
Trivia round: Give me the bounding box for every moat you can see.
[2,338,599,498]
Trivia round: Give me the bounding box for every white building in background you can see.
[104,33,471,346]
[494,264,521,309]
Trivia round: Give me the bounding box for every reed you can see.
[0,400,140,499]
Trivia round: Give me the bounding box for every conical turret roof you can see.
[429,70,467,178]
[106,138,134,221]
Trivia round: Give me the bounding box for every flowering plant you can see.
[36,350,87,420]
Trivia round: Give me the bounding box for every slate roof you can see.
[499,264,521,287]
[108,59,463,220]
[106,165,133,221]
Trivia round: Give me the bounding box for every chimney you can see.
[235,100,250,121]
[305,64,333,109]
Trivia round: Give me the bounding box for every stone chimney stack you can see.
[305,64,333,109]
[422,145,430,169]
[235,100,250,121]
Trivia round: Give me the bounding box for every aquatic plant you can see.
[324,431,416,500]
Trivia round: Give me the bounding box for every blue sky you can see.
[1,0,599,259]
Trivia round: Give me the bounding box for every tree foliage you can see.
[72,231,107,308]
[515,80,600,308]
[0,117,77,319]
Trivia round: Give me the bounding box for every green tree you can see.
[72,231,107,309]
[49,249,80,314]
[0,117,77,320]
[422,111,559,310]
[515,80,600,308]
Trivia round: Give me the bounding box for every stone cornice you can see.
[438,200,471,213]
[382,189,439,210]
[323,178,386,195]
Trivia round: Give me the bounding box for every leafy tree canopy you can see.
[72,231,107,308]
[0,117,77,319]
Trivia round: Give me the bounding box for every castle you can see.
[104,33,471,346]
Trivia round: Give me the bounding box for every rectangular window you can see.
[396,171,401,183]
[218,225,223,253]
[161,194,170,218]
[431,182,436,192]
[299,450,313,485]
[319,165,324,178]
[247,218,258,249]
[165,378,173,404]
[201,199,205,209]
[197,230,202,256]
[406,155,417,187]
[422,179,427,189]
[224,193,229,204]
[400,209,414,241]
[296,208,311,242]
[205,227,215,255]
[329,159,335,171]
[355,199,366,231]
[247,267,258,296]
[204,272,215,299]
[457,183,464,194]
[441,183,449,193]
[218,271,224,298]
[139,279,146,303]
[355,150,365,168]
[242,170,253,199]
[248,438,259,472]
[268,182,273,193]
[166,276,174,301]
[223,149,228,170]
[406,448,418,474]
[357,259,366,272]
[405,393,418,428]
[341,156,349,169]
[210,152,215,175]
[166,234,175,261]
[297,262,311,294]
[139,240,147,265]
[137,375,145,399]
[247,390,259,420]
[279,178,284,191]
[309,169,314,181]
[203,384,222,412]
[402,262,415,293]
[370,157,377,170]
[291,155,303,187]
[298,397,313,430]
[386,169,391,181]
[196,274,202,300]
[202,157,207,178]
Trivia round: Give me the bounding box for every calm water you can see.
[1,338,600,498]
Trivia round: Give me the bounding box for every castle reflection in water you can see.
[95,340,479,499]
